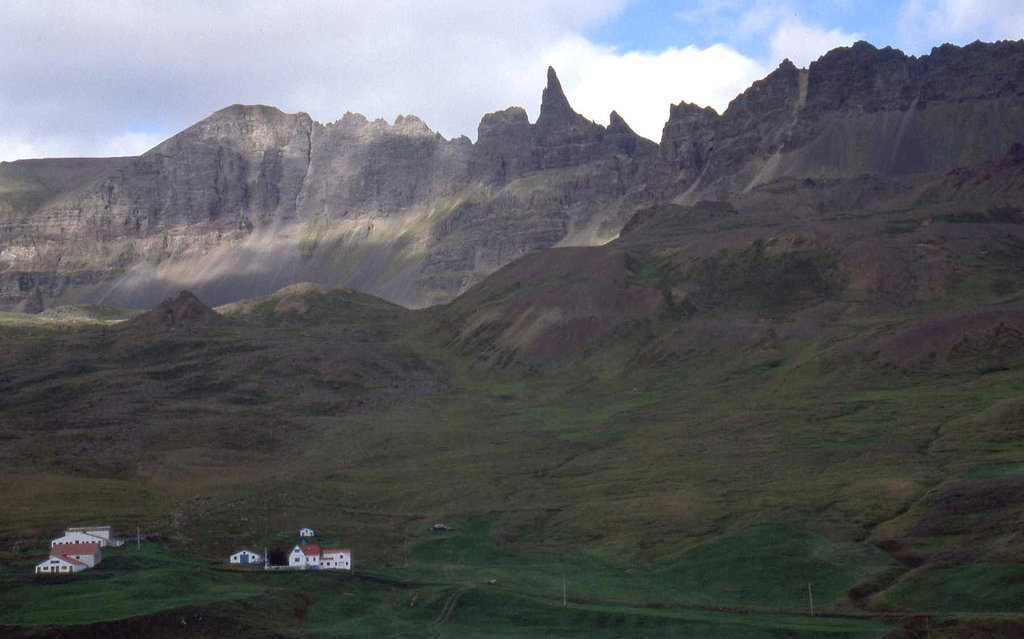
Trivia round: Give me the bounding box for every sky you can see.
[1,0,1023,161]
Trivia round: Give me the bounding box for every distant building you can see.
[35,542,102,574]
[67,526,116,544]
[321,548,352,571]
[289,544,321,569]
[229,549,263,565]
[299,527,315,538]
[52,530,107,547]
[35,555,87,574]
[53,526,122,547]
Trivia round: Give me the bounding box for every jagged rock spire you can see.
[605,110,658,156]
[537,66,576,128]
[607,110,631,134]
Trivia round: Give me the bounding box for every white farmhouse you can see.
[321,548,351,571]
[35,542,102,574]
[299,527,315,538]
[52,530,107,547]
[229,549,263,565]
[54,542,102,567]
[35,555,87,574]
[288,544,321,569]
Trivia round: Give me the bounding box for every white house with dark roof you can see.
[230,549,263,565]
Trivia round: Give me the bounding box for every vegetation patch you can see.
[690,240,843,313]
[883,563,1024,612]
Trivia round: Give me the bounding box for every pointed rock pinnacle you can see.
[538,66,575,127]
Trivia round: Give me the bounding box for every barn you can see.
[230,549,263,565]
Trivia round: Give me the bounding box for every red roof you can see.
[53,555,88,567]
[322,548,350,555]
[51,542,100,556]
[297,544,320,556]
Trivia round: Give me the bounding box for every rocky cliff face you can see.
[0,67,656,309]
[2,40,1022,311]
[660,40,1024,199]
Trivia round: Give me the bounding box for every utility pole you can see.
[808,583,814,617]
[136,525,140,550]
[562,570,567,607]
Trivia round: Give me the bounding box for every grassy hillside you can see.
[2,168,1024,637]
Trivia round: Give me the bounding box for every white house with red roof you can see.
[35,542,102,574]
[321,548,351,571]
[52,542,102,567]
[289,544,321,569]
[35,555,88,574]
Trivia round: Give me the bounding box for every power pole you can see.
[808,583,814,617]
[562,570,567,607]
[136,525,140,550]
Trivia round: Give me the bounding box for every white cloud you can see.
[0,0,632,160]
[769,16,861,67]
[0,131,166,163]
[898,0,1024,52]
[545,38,766,140]
[731,1,861,67]
[96,132,167,158]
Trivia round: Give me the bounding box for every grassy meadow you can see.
[2,195,1024,637]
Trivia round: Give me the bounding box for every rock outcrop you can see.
[471,67,656,182]
[123,290,228,329]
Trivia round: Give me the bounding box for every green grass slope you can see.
[2,167,1024,636]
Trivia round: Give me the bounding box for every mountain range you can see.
[2,39,1023,311]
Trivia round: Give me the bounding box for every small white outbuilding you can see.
[299,527,314,538]
[229,549,263,565]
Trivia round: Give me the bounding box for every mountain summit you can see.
[536,66,580,128]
